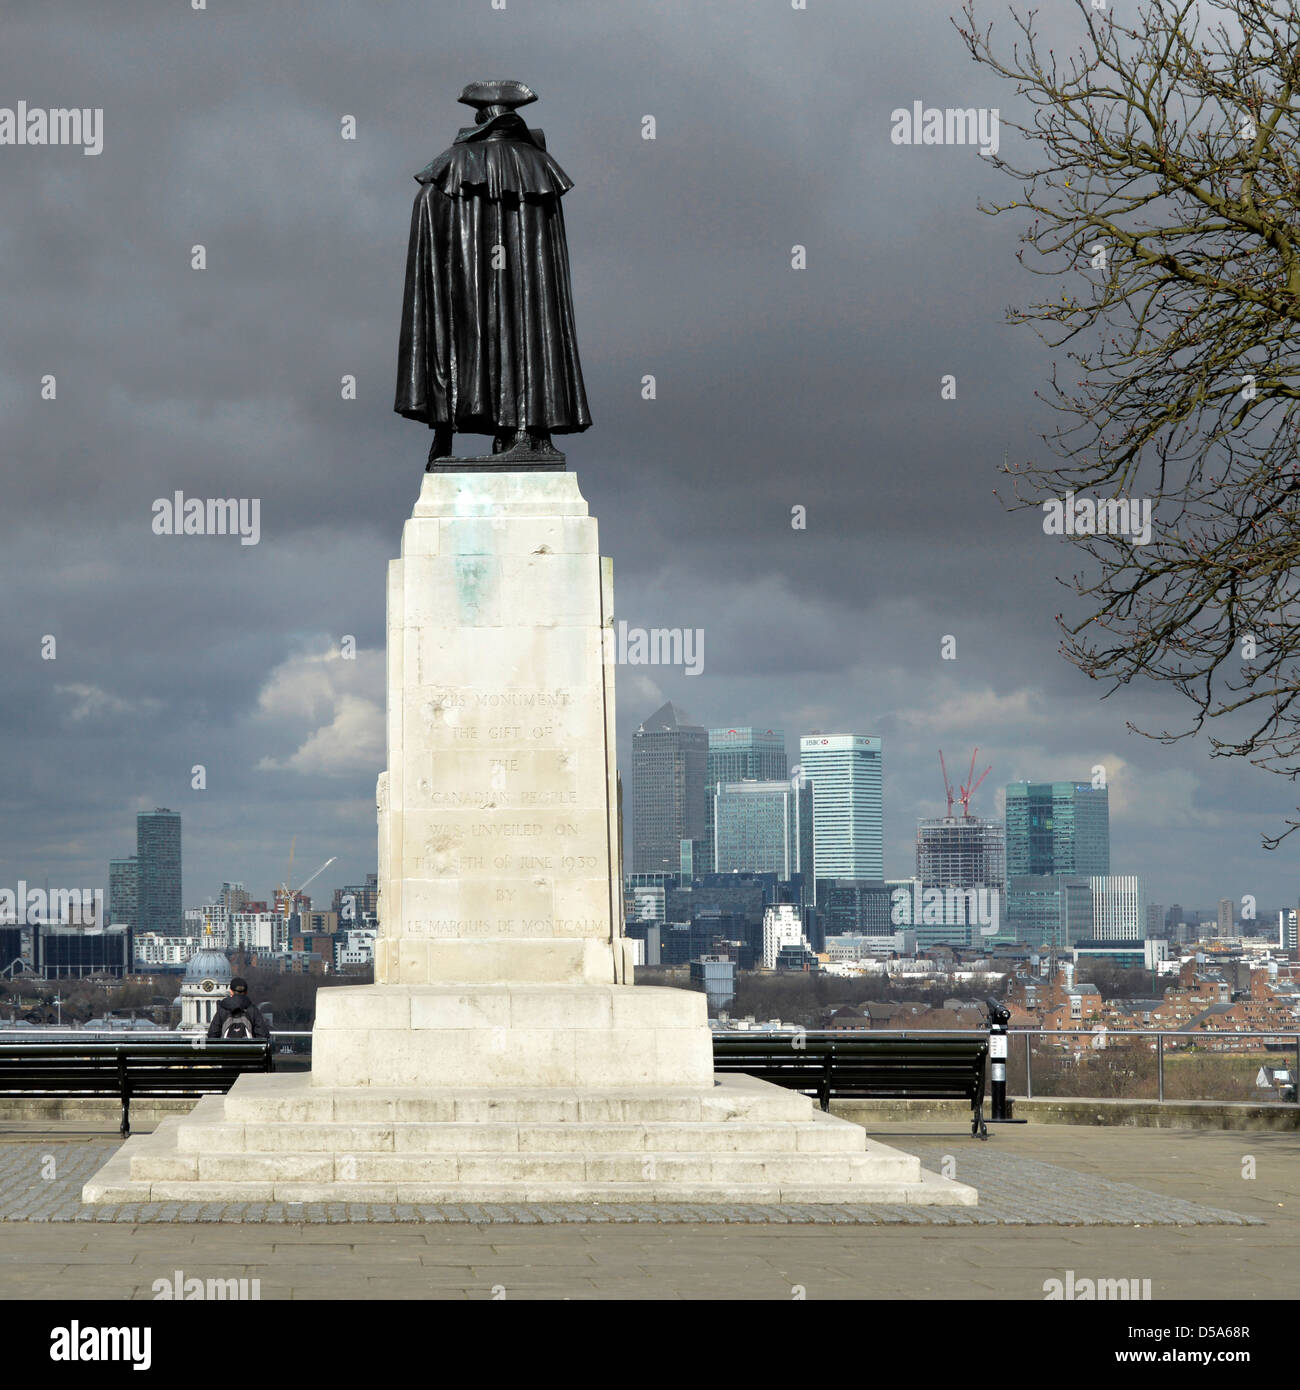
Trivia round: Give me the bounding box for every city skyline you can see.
[80,728,1288,929]
[13,729,1286,962]
[6,716,1286,928]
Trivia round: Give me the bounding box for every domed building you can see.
[177,937,232,1033]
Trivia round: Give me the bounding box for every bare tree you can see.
[957,0,1300,844]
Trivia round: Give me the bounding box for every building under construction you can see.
[915,816,1005,889]
[914,749,1005,889]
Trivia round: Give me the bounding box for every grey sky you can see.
[0,0,1289,919]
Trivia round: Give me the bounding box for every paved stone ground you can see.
[0,1121,1292,1299]
[0,1138,1260,1226]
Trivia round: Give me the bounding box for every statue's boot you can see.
[492,428,562,460]
[526,429,561,458]
[425,426,454,470]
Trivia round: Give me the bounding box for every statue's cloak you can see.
[394,114,592,435]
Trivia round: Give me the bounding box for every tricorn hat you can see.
[458,80,537,111]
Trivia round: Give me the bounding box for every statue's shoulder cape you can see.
[415,119,572,199]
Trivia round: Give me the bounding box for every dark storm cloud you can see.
[0,0,1286,915]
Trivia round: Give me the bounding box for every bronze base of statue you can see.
[425,427,567,472]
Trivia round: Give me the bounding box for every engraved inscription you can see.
[475,690,571,707]
[427,790,508,806]
[399,917,604,938]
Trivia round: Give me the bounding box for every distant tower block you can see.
[915,817,1006,890]
[631,703,708,875]
[917,751,1003,891]
[798,735,883,883]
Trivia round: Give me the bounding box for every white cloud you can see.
[255,645,383,776]
[897,684,1047,735]
[622,672,667,724]
[56,683,163,722]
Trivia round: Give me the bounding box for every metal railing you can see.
[269,1031,312,1064]
[0,1027,315,1050]
[1009,1028,1300,1104]
[257,1027,1300,1103]
[3,1025,1294,1104]
[708,1027,1300,1106]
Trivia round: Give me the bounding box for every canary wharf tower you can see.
[798,735,883,884]
[631,702,708,873]
[1005,781,1110,878]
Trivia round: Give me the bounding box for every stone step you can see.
[173,1115,868,1157]
[82,1075,979,1207]
[131,1146,920,1187]
[221,1073,819,1126]
[87,1116,973,1207]
[114,1176,973,1206]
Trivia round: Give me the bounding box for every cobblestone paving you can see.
[0,1141,1261,1226]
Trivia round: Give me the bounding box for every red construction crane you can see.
[939,748,992,819]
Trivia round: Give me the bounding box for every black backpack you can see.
[221,1007,254,1040]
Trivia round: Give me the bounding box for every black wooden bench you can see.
[0,1040,273,1137]
[712,1034,991,1137]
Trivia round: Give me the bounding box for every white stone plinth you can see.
[377,470,624,988]
[310,984,715,1089]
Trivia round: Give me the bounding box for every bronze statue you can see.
[395,80,592,469]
